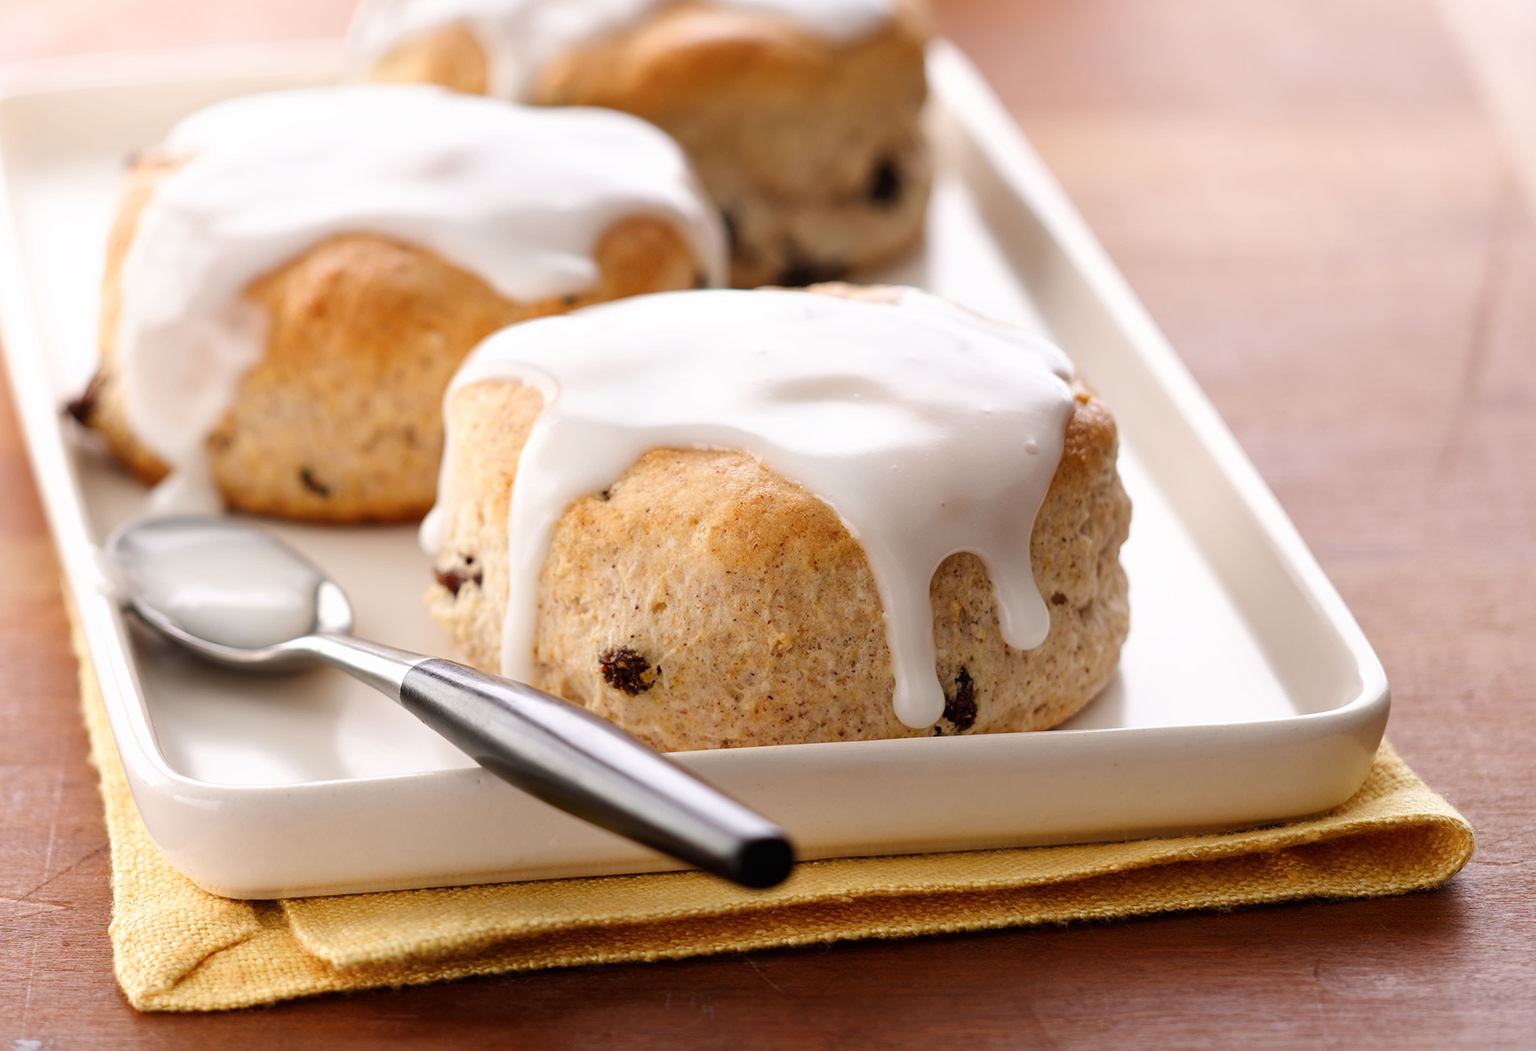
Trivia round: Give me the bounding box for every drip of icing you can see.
[348,0,895,99]
[115,84,725,497]
[423,288,1076,730]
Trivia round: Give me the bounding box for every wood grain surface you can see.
[3,0,1534,1046]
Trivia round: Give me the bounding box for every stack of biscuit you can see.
[75,8,1131,747]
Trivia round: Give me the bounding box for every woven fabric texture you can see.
[76,626,1474,1012]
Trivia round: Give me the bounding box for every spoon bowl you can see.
[110,516,353,668]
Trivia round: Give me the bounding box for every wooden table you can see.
[4,1,1533,1045]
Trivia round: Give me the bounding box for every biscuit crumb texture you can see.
[82,156,702,521]
[426,377,1131,751]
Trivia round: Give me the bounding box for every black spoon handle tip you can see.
[734,835,795,889]
[399,658,797,889]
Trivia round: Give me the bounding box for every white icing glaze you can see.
[424,288,1076,729]
[115,84,726,493]
[348,0,895,99]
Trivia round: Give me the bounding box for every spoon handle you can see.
[302,636,794,888]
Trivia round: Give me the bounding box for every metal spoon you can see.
[105,514,795,889]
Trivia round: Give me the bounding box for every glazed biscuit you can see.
[363,0,933,287]
[77,156,703,521]
[74,87,721,522]
[424,285,1131,750]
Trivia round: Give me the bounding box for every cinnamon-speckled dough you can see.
[74,152,706,522]
[370,0,933,287]
[424,288,1131,751]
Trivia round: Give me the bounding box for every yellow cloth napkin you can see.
[75,627,1474,1013]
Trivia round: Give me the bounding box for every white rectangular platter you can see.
[0,40,1389,899]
